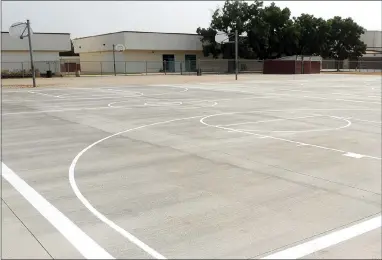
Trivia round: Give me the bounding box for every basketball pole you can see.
[112,44,116,76]
[26,20,36,88]
[235,30,238,80]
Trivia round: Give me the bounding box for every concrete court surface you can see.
[1,74,381,259]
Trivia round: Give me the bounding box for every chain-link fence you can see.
[2,58,381,78]
[321,59,382,72]
[59,60,199,76]
[2,60,68,78]
[199,59,264,74]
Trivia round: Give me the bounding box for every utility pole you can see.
[26,20,36,88]
[235,29,238,80]
[112,44,116,76]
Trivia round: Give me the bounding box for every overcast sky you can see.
[2,1,381,38]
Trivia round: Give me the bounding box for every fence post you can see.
[164,60,167,75]
[22,62,24,78]
[145,61,148,75]
[125,61,127,75]
[180,62,183,75]
[66,62,69,76]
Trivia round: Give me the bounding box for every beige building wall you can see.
[1,32,71,73]
[79,50,213,74]
[361,31,382,51]
[2,51,62,73]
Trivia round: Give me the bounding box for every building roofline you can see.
[1,31,70,35]
[73,30,199,40]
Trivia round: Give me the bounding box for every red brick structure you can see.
[263,59,321,74]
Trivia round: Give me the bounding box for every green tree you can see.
[197,0,367,66]
[196,27,222,58]
[198,1,299,60]
[197,0,264,59]
[322,16,367,70]
[254,3,298,58]
[294,14,330,57]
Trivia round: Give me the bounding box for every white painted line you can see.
[343,152,365,159]
[199,109,381,161]
[1,162,114,259]
[144,87,188,97]
[69,116,205,259]
[261,215,381,259]
[28,91,62,98]
[228,115,351,134]
[267,91,381,105]
[3,94,142,102]
[2,106,112,115]
[350,118,382,124]
[221,115,320,127]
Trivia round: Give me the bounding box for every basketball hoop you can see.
[215,31,230,43]
[114,43,126,52]
[9,22,33,39]
[9,20,36,87]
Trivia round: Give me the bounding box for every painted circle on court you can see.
[200,111,352,134]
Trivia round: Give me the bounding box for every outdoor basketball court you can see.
[1,74,381,259]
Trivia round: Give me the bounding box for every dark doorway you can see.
[162,54,175,72]
[185,54,197,72]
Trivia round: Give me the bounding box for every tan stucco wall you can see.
[79,50,214,74]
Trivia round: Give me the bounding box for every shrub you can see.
[1,69,40,79]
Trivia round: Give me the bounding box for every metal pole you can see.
[235,29,238,80]
[26,20,36,88]
[112,44,116,76]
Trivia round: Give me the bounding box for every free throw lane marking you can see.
[261,214,381,259]
[1,163,114,259]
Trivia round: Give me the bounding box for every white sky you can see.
[2,1,381,38]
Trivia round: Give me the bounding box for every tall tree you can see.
[294,14,330,57]
[255,2,297,58]
[197,0,264,59]
[197,0,367,65]
[322,16,367,70]
[196,27,221,58]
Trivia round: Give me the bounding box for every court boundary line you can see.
[260,214,381,259]
[1,162,114,259]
